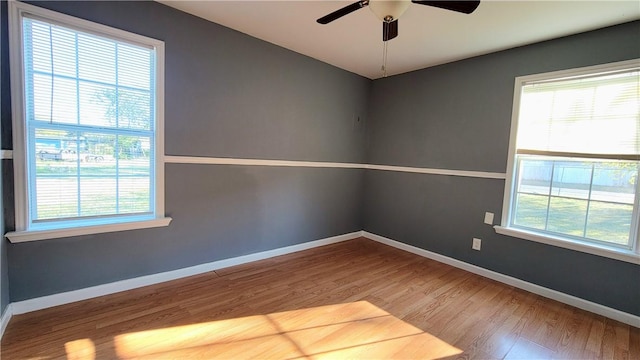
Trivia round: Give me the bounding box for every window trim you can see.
[6,1,171,243]
[498,59,640,264]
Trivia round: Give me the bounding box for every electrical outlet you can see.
[484,212,494,225]
[472,238,482,251]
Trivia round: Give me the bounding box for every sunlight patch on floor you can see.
[64,338,96,360]
[100,301,462,359]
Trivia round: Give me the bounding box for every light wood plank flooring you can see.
[2,237,638,359]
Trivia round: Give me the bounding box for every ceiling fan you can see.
[317,1,481,41]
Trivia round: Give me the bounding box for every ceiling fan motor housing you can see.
[369,0,411,22]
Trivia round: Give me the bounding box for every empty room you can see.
[0,0,639,359]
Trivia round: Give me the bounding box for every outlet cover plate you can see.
[484,212,494,225]
[472,238,482,251]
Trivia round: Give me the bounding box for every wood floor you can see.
[2,237,638,359]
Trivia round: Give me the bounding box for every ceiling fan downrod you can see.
[381,14,396,77]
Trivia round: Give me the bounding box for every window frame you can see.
[6,1,171,243]
[496,59,640,264]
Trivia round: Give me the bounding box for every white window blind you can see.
[22,16,156,226]
[516,70,640,160]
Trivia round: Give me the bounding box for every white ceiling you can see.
[158,1,640,79]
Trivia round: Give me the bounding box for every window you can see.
[7,2,170,242]
[496,60,640,263]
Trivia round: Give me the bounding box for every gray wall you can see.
[363,21,640,316]
[3,1,369,301]
[0,0,638,320]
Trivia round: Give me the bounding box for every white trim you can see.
[518,59,640,85]
[362,231,640,328]
[0,304,13,341]
[164,155,507,180]
[11,1,164,48]
[9,0,28,231]
[500,75,522,226]
[10,231,361,314]
[366,163,506,180]
[0,150,12,160]
[494,226,640,265]
[154,40,166,219]
[164,155,364,169]
[5,217,172,243]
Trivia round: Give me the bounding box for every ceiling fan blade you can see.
[317,0,369,24]
[411,1,480,14]
[383,20,398,41]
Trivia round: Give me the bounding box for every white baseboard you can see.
[10,231,362,315]
[0,304,13,341]
[363,231,640,328]
[7,230,638,329]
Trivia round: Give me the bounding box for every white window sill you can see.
[494,226,640,265]
[5,217,172,243]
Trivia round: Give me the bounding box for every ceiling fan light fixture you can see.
[369,0,411,22]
